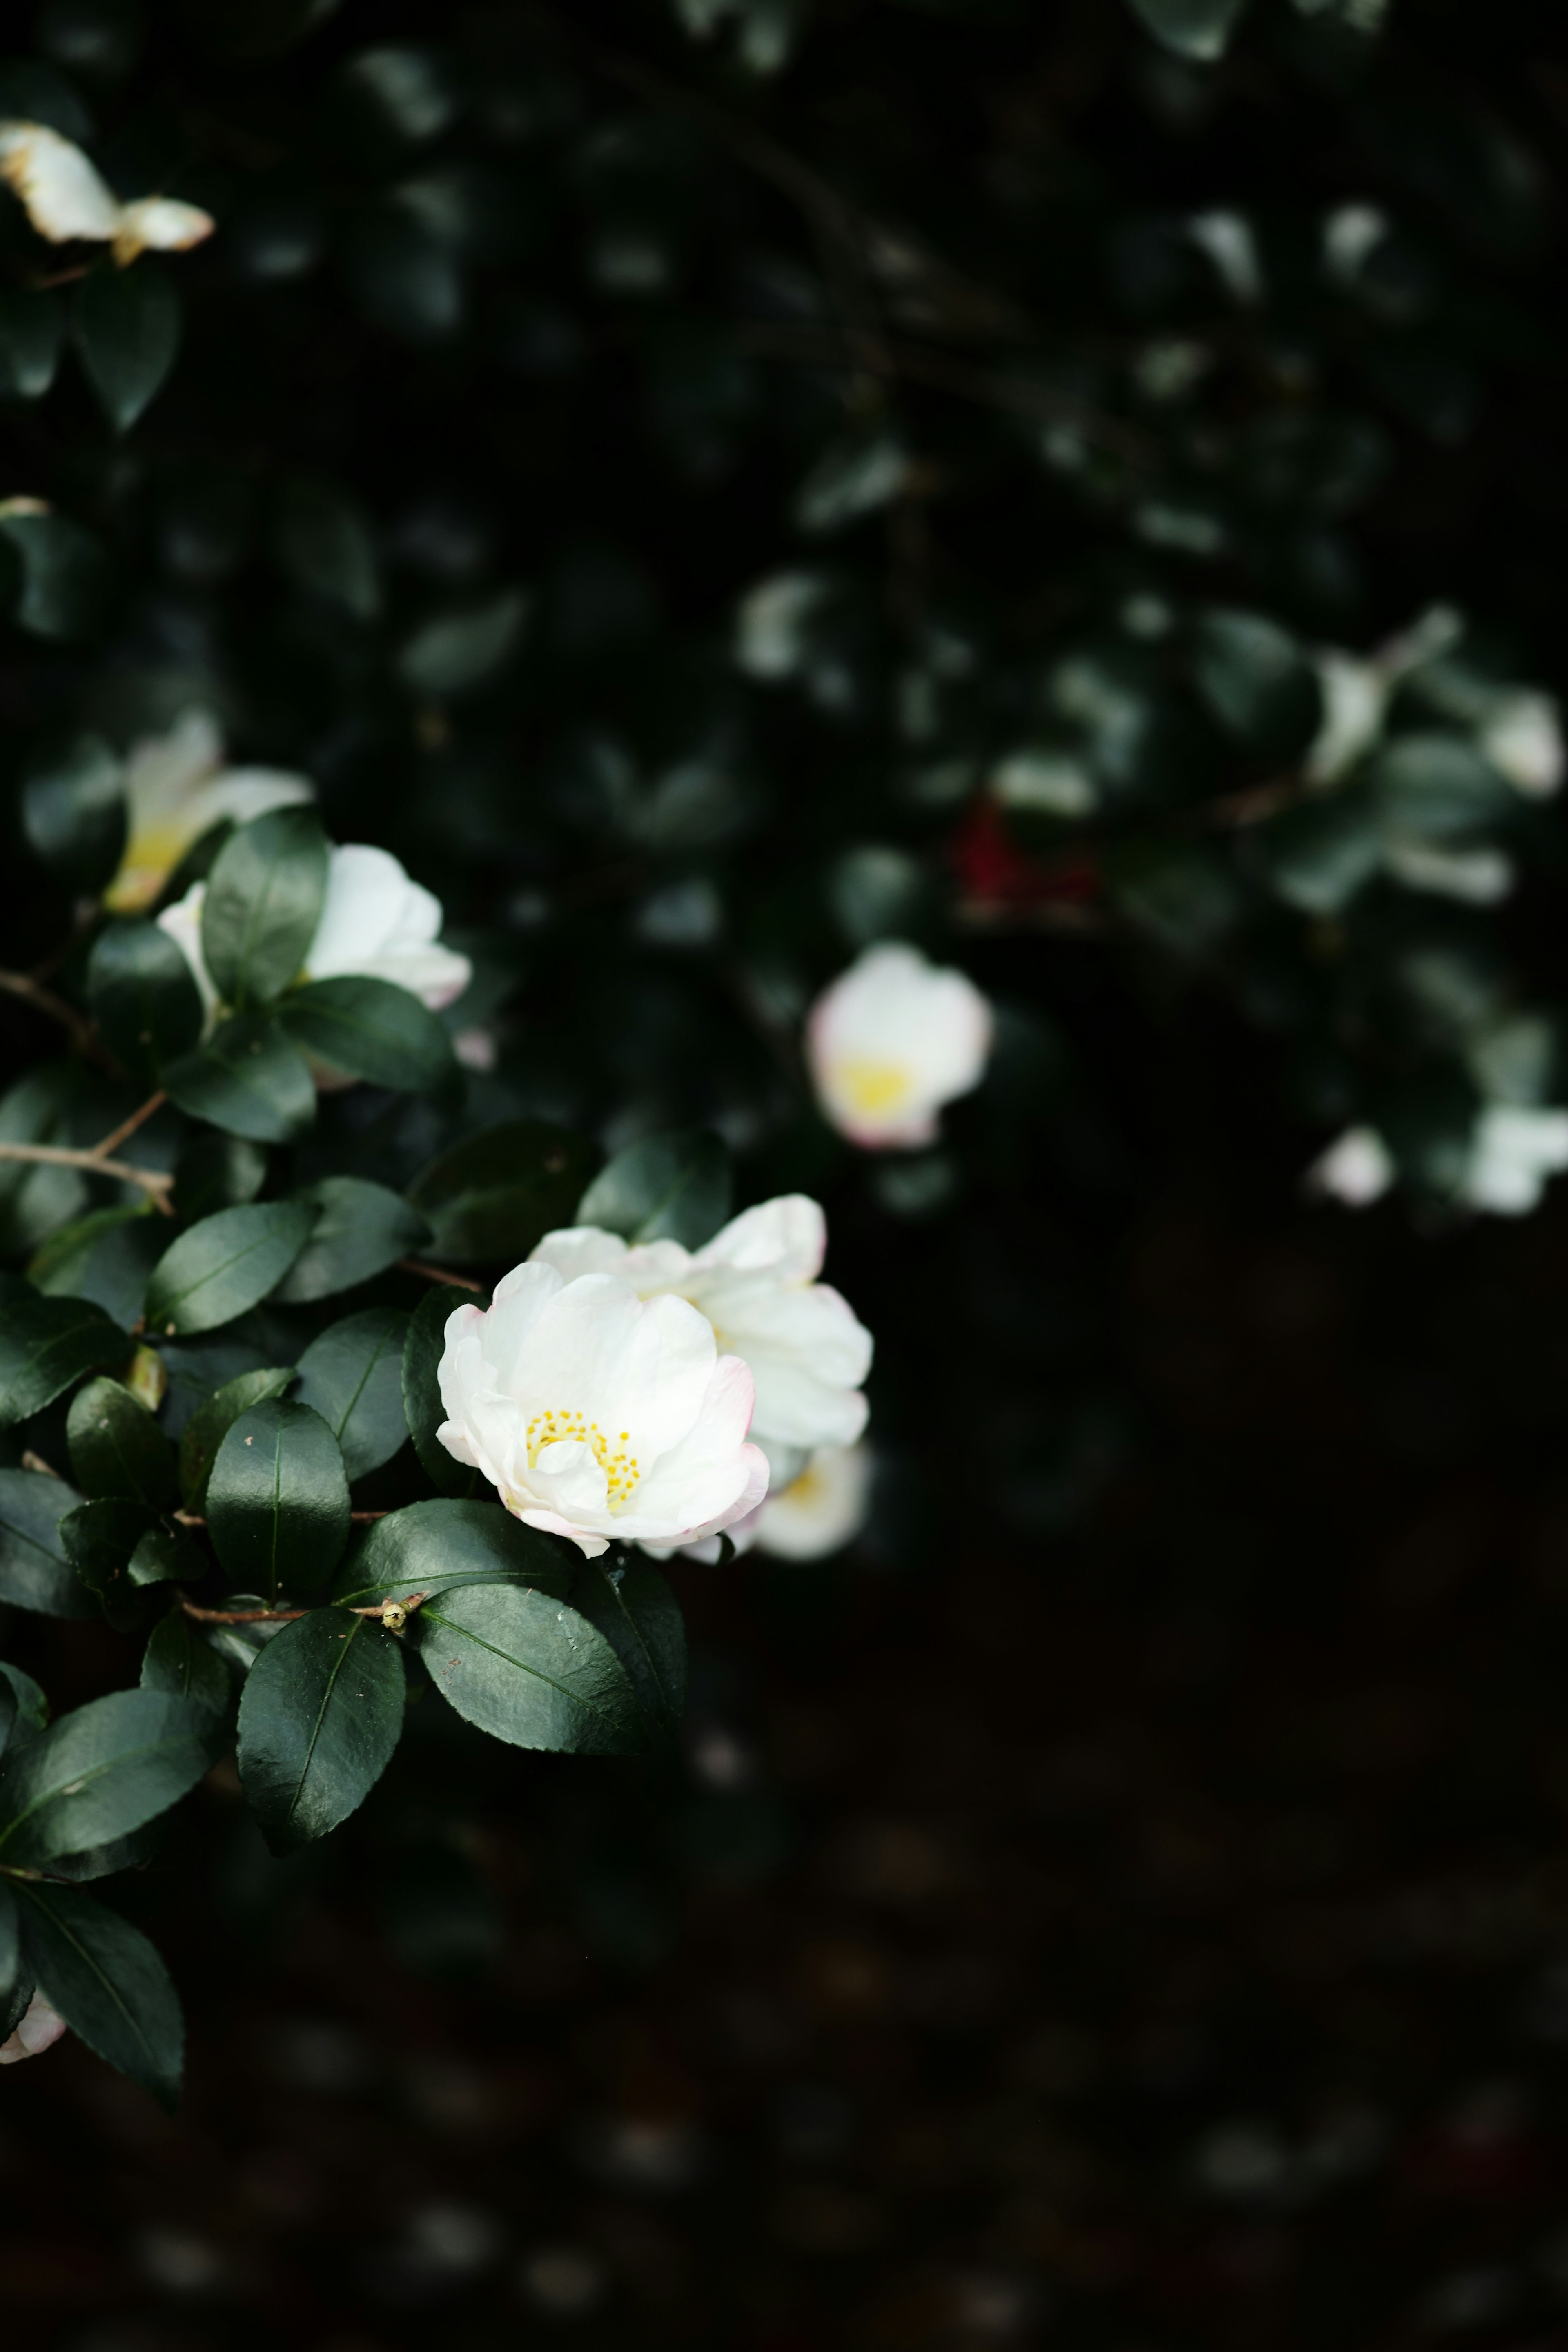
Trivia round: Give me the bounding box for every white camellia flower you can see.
[1458,1106,1568,1215]
[436,1264,768,1559]
[0,1991,66,2066]
[158,840,472,1032]
[0,121,214,266]
[1479,690,1564,800]
[106,708,314,913]
[1306,1125,1395,1207]
[807,941,992,1149]
[754,1441,873,1560]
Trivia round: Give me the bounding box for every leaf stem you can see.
[89,1090,168,1161]
[398,1258,484,1293]
[176,1591,425,1626]
[0,1139,174,1211]
[0,968,116,1070]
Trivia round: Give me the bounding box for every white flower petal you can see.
[305,842,471,1012]
[0,121,120,242]
[154,881,221,1029]
[0,1991,67,2064]
[807,941,992,1149]
[113,195,215,263]
[755,1442,873,1560]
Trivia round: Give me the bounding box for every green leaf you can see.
[0,1688,214,1868]
[145,1201,314,1338]
[0,503,109,640]
[193,1594,289,1682]
[87,920,206,1087]
[0,1882,16,2006]
[294,1307,410,1481]
[408,1121,598,1264]
[1370,734,1515,841]
[0,285,65,401]
[1193,609,1320,760]
[67,1375,178,1507]
[397,587,529,697]
[272,1177,431,1304]
[568,1558,688,1748]
[127,1521,205,1587]
[0,1292,128,1427]
[164,1013,317,1143]
[274,474,381,619]
[17,1881,183,2110]
[75,261,181,432]
[27,1206,164,1327]
[334,1494,570,1606]
[0,1962,34,2043]
[576,1129,732,1249]
[172,1133,269,1225]
[206,1398,351,1603]
[401,1283,481,1492]
[278,975,457,1093]
[60,1497,156,1628]
[0,1661,49,1748]
[1125,0,1251,61]
[200,806,330,1011]
[413,1581,646,1755]
[1260,788,1383,915]
[178,1364,294,1510]
[236,1608,404,1853]
[141,1609,232,1719]
[0,1467,96,1619]
[22,734,124,894]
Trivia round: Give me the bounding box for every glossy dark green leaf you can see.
[42,1822,165,1884]
[193,1594,288,1682]
[568,1558,687,1747]
[172,1133,269,1225]
[75,261,181,432]
[294,1307,410,1481]
[178,1364,294,1509]
[401,1283,481,1492]
[164,1013,317,1143]
[27,1206,164,1326]
[127,1521,205,1587]
[0,1291,128,1427]
[0,285,65,401]
[200,806,329,1012]
[141,1609,232,1719]
[272,1178,430,1304]
[206,1398,351,1603]
[0,1661,49,1749]
[0,1467,95,1618]
[1261,788,1383,916]
[22,733,124,893]
[60,1497,155,1628]
[1126,0,1251,59]
[1370,734,1515,841]
[274,474,380,617]
[67,1375,177,1507]
[87,919,206,1086]
[17,1881,183,2110]
[334,1494,570,1606]
[408,1121,598,1265]
[0,503,109,640]
[1193,609,1320,760]
[145,1202,314,1339]
[398,587,528,696]
[575,1128,732,1249]
[0,1961,33,2042]
[278,975,457,1093]
[236,1608,404,1853]
[0,1688,214,1868]
[413,1581,645,1755]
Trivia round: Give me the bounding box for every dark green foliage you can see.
[22,736,124,894]
[200,810,330,1013]
[0,1292,127,1427]
[0,1688,215,1868]
[0,1467,96,1618]
[399,1284,481,1493]
[178,1365,294,1509]
[293,1307,409,1480]
[568,1557,688,1749]
[412,1580,646,1755]
[140,1610,232,1718]
[205,1399,351,1603]
[163,1016,318,1145]
[236,1609,404,1852]
[407,1123,599,1264]
[75,263,181,432]
[67,1375,177,1507]
[576,1130,732,1249]
[145,1203,314,1336]
[16,1882,183,2109]
[87,923,206,1087]
[271,1178,430,1303]
[278,978,456,1093]
[334,1495,570,1607]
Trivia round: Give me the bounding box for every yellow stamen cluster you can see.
[834,1056,913,1115]
[526,1409,641,1510]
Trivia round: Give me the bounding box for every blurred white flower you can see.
[807,941,992,1149]
[1307,1126,1395,1207]
[1458,1107,1568,1215]
[1306,651,1387,785]
[0,1991,66,2065]
[754,1441,873,1559]
[106,709,314,914]
[1479,691,1564,799]
[1186,211,1263,305]
[735,570,829,680]
[530,1195,871,1461]
[1380,838,1514,905]
[436,1264,768,1559]
[158,839,472,1029]
[0,121,213,266]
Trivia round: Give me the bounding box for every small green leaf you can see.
[75,261,181,432]
[0,285,65,401]
[0,1292,128,1427]
[568,1558,688,1748]
[172,1133,269,1225]
[201,806,330,1013]
[0,1467,96,1619]
[1370,734,1515,841]
[0,503,109,640]
[27,1206,164,1327]
[206,1398,351,1603]
[401,1283,481,1493]
[272,1178,431,1304]
[60,1497,156,1628]
[17,1881,183,2110]
[127,1522,205,1587]
[193,1594,288,1682]
[179,1365,294,1509]
[278,975,457,1093]
[87,920,206,1087]
[413,1581,645,1755]
[1193,608,1320,760]
[274,474,381,619]
[334,1494,570,1606]
[0,1661,49,1748]
[1125,0,1251,61]
[0,1962,34,2042]
[164,1013,317,1143]
[408,1121,598,1265]
[141,1609,232,1718]
[397,587,529,697]
[1260,788,1383,915]
[22,734,125,893]
[575,1129,732,1249]
[236,1608,404,1853]
[145,1201,314,1338]
[67,1375,178,1507]
[0,1688,215,1868]
[294,1307,410,1481]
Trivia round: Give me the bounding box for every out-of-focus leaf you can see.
[0,502,109,639]
[164,1015,317,1144]
[145,1203,313,1338]
[200,807,329,1011]
[272,1178,430,1304]
[408,1121,597,1264]
[278,977,456,1092]
[87,921,206,1087]
[1126,0,1251,59]
[27,1207,164,1327]
[274,475,380,618]
[575,1129,732,1249]
[75,263,181,432]
[22,735,124,893]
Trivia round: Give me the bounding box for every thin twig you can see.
[173,1508,388,1529]
[89,1091,168,1161]
[399,1259,484,1293]
[0,968,115,1069]
[20,1450,60,1478]
[177,1592,427,1626]
[0,1139,174,1211]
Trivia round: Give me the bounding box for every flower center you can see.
[526,1409,641,1511]
[834,1056,913,1115]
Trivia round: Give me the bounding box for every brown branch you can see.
[177,1591,427,1627]
[174,1508,389,1530]
[0,968,116,1069]
[0,1139,174,1211]
[398,1259,484,1293]
[89,1091,168,1162]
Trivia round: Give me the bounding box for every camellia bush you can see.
[2,0,1567,2097]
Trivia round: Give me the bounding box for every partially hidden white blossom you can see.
[807,941,992,1149]
[158,840,472,1030]
[1458,1107,1568,1215]
[754,1441,873,1560]
[0,1991,66,2065]
[107,708,314,913]
[1307,1125,1396,1207]
[1380,837,1514,906]
[436,1263,768,1559]
[1479,691,1564,800]
[0,121,214,266]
